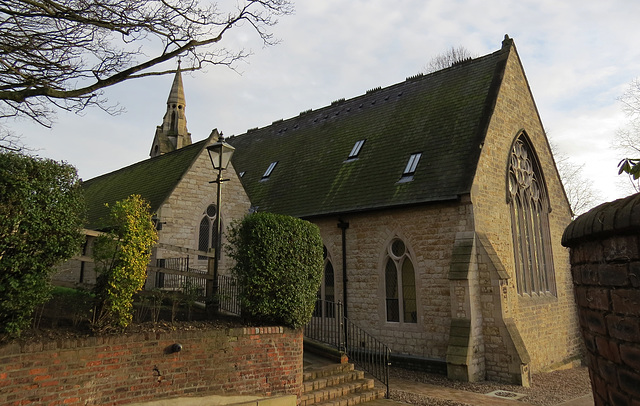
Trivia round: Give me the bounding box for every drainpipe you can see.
[337,220,349,319]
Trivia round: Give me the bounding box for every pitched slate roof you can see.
[228,40,512,218]
[82,138,208,229]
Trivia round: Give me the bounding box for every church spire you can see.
[150,61,192,158]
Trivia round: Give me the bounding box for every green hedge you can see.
[0,153,85,336]
[227,212,323,328]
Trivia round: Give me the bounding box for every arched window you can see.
[315,246,336,318]
[384,238,417,323]
[198,204,220,260]
[507,134,556,296]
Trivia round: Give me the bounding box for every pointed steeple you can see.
[150,61,192,158]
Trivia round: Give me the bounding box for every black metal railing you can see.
[304,300,391,398]
[151,258,207,300]
[218,274,242,316]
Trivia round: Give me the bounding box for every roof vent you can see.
[366,86,382,94]
[451,57,473,67]
[331,98,346,105]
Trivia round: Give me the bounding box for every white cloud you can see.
[12,0,640,203]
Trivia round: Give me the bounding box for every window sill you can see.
[517,291,558,306]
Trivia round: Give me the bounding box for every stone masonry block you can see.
[594,336,621,364]
[579,309,608,336]
[597,263,629,287]
[603,235,640,262]
[576,286,610,311]
[618,367,640,400]
[619,343,640,371]
[597,357,619,386]
[606,314,640,342]
[611,288,640,315]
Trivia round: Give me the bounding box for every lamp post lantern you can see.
[205,135,235,314]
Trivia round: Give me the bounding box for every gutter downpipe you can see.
[337,220,349,319]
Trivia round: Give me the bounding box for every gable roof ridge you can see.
[461,36,513,194]
[82,133,216,229]
[84,137,207,186]
[232,47,511,138]
[151,130,219,213]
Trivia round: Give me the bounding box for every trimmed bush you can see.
[0,153,85,336]
[227,212,323,328]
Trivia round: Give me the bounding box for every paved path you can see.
[388,375,594,406]
[303,353,594,406]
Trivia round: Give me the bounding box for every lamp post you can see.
[205,135,235,314]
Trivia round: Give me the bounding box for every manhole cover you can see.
[485,389,527,400]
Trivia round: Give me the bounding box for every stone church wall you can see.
[311,199,474,361]
[153,143,252,274]
[471,43,581,373]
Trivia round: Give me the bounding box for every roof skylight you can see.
[399,153,422,182]
[347,139,366,160]
[404,153,421,175]
[262,161,278,179]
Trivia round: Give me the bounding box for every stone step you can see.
[303,370,366,393]
[304,387,387,406]
[299,378,376,406]
[303,362,355,381]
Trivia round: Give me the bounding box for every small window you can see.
[262,161,278,179]
[347,139,366,160]
[403,153,422,175]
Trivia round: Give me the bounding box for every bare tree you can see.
[613,78,640,192]
[424,46,475,74]
[550,140,602,217]
[0,0,293,127]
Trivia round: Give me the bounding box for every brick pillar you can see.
[562,193,640,406]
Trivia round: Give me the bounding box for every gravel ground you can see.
[389,366,592,406]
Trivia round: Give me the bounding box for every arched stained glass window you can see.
[384,238,417,323]
[508,134,556,296]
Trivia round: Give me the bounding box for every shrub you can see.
[227,212,323,328]
[0,152,85,336]
[92,195,157,331]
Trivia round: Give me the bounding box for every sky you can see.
[11,0,640,208]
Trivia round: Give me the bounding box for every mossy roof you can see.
[82,139,207,229]
[227,42,511,218]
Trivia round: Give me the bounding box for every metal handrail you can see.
[304,300,391,398]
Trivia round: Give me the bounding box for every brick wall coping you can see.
[562,192,640,247]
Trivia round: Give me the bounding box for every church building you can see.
[56,36,582,386]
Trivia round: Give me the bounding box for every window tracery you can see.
[508,135,556,296]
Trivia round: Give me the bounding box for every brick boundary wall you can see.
[0,326,303,406]
[562,193,640,406]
